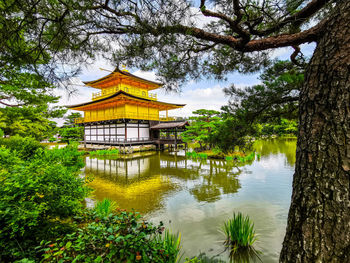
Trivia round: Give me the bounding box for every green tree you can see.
[63,112,82,127]
[0,106,64,141]
[2,0,349,261]
[181,109,221,151]
[59,126,84,143]
[211,116,257,153]
[0,65,66,140]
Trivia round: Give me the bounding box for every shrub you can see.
[59,126,84,143]
[39,209,182,263]
[0,135,44,160]
[48,137,56,142]
[0,143,89,261]
[222,212,257,253]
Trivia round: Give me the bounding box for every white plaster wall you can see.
[127,127,138,139]
[117,128,125,135]
[140,127,150,139]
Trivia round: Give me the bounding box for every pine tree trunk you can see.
[280,1,350,262]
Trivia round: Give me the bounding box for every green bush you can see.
[0,135,44,160]
[39,209,182,263]
[59,126,84,143]
[222,213,257,254]
[48,137,56,142]
[0,142,89,261]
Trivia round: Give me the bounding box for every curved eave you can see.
[83,68,163,90]
[66,90,185,110]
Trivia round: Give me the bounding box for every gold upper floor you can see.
[92,85,157,101]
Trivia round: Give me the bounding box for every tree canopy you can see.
[1,0,334,88]
[222,60,303,123]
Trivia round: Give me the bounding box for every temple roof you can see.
[67,90,185,110]
[83,68,163,90]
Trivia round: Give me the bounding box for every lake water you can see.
[84,138,297,262]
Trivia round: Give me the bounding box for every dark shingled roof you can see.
[150,121,189,130]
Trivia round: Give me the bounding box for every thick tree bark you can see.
[280,1,350,262]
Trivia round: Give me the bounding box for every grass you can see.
[225,152,256,163]
[155,230,182,263]
[222,212,257,254]
[90,148,119,157]
[186,151,208,160]
[94,198,117,217]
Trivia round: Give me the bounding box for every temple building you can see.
[67,67,188,146]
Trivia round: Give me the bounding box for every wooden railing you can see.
[92,86,157,101]
[74,113,176,123]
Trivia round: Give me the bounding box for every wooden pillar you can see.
[166,109,168,120]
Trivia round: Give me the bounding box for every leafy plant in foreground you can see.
[39,209,182,263]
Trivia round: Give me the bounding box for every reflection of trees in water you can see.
[190,160,241,203]
[160,157,242,203]
[254,138,297,167]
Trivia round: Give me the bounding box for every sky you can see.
[56,43,315,126]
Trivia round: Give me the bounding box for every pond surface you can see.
[84,138,297,262]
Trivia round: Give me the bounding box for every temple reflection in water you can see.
[84,152,242,214]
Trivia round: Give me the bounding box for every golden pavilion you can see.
[68,67,188,146]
